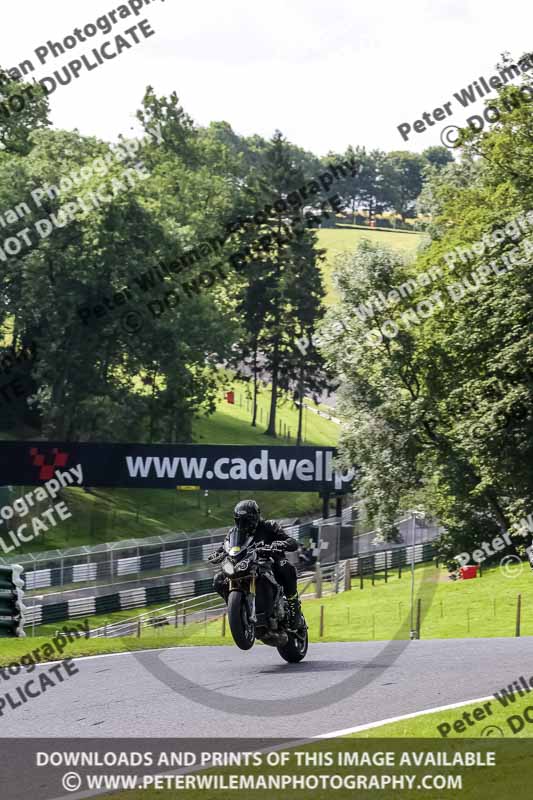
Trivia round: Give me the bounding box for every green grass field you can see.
[316,226,424,304]
[351,692,533,738]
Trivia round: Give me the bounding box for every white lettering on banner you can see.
[124,450,354,488]
[268,459,296,481]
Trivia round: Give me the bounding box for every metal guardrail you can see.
[44,536,437,638]
[88,592,226,639]
[23,510,441,631]
[10,506,360,594]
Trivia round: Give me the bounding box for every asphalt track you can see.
[2,637,531,738]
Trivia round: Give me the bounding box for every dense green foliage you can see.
[321,72,533,561]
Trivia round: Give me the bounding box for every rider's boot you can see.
[286,593,304,629]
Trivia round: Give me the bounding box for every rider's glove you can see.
[271,541,287,553]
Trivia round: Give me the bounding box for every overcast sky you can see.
[3,0,533,156]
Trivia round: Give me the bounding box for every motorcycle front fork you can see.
[228,576,257,622]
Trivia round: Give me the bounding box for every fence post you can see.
[516,594,522,637]
[372,556,375,586]
[315,565,322,599]
[183,609,186,627]
[398,561,402,579]
[416,598,421,638]
[384,555,388,584]
[222,613,226,637]
[319,605,324,637]
[175,603,179,628]
[344,560,352,591]
[360,565,364,590]
[137,619,141,638]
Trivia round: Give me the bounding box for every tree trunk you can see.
[149,369,158,442]
[266,339,279,437]
[296,360,305,445]
[251,342,258,427]
[265,213,284,437]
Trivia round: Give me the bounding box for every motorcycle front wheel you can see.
[227,591,256,650]
[277,624,308,663]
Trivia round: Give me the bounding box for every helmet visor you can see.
[234,513,258,537]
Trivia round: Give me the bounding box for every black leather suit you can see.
[213,520,298,598]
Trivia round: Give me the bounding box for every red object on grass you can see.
[226,391,235,404]
[460,565,478,580]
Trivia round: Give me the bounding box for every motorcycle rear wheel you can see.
[277,624,308,663]
[228,591,255,650]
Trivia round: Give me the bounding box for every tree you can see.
[228,131,328,438]
[319,67,533,553]
[0,92,242,442]
[382,151,426,222]
[422,146,454,170]
[0,68,50,155]
[355,149,388,221]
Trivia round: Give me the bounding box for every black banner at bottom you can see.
[0,737,530,800]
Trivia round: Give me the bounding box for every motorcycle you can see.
[209,527,308,662]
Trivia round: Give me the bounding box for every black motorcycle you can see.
[209,527,308,662]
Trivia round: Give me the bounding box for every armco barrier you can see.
[1,514,313,593]
[26,539,439,631]
[24,575,209,628]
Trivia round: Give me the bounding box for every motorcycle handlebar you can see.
[256,544,284,555]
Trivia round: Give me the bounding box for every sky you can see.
[2,0,533,156]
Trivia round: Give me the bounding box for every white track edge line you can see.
[317,695,494,738]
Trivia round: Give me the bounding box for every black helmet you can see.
[233,499,260,536]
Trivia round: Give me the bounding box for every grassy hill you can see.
[316,225,424,304]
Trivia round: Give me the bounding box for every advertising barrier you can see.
[0,442,356,492]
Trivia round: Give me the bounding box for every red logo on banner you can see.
[29,448,70,480]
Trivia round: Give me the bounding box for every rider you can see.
[211,499,304,628]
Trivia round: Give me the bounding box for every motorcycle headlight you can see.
[236,559,249,572]
[223,561,235,576]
